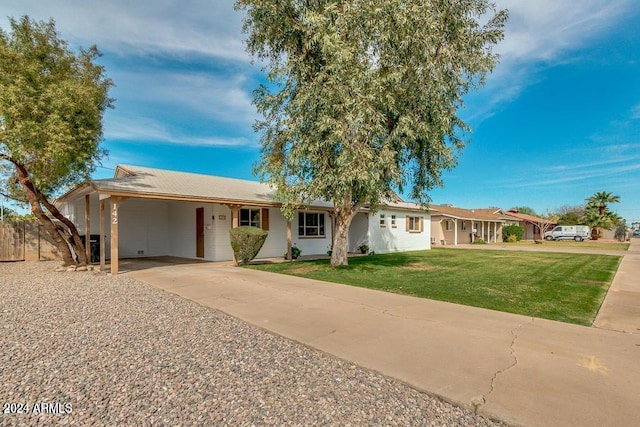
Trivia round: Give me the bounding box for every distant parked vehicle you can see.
[633,229,640,237]
[544,225,591,242]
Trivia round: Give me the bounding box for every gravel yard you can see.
[1,261,504,426]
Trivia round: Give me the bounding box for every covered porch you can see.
[429,205,507,246]
[54,165,337,274]
[432,217,505,245]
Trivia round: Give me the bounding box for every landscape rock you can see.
[0,261,504,426]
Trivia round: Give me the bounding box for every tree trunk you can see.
[10,159,86,265]
[330,197,361,267]
[34,185,88,265]
[331,214,350,266]
[18,176,76,265]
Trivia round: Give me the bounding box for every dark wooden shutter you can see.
[196,207,205,258]
[261,208,269,230]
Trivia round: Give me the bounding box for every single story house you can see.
[429,205,508,245]
[56,165,432,273]
[430,205,558,244]
[500,209,556,240]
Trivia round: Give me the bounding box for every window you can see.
[461,221,467,231]
[240,208,260,227]
[407,216,423,233]
[391,215,396,228]
[380,214,386,227]
[445,221,452,231]
[298,212,325,237]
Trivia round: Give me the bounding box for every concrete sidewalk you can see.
[128,249,640,427]
[594,238,640,332]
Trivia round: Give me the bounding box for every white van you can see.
[544,225,591,242]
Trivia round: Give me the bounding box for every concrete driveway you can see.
[127,242,640,427]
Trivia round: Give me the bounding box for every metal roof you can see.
[94,164,285,206]
[58,164,427,212]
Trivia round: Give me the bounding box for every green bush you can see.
[230,226,268,265]
[284,245,301,260]
[503,224,524,242]
[614,222,627,241]
[507,234,518,243]
[357,244,369,254]
[472,238,486,244]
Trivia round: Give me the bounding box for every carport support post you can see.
[99,198,105,272]
[110,197,126,275]
[85,195,91,264]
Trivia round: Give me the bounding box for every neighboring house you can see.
[429,205,508,245]
[56,165,432,273]
[500,209,556,240]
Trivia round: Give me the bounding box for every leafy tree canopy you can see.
[237,0,508,265]
[0,16,113,198]
[0,16,113,266]
[579,191,622,238]
[550,205,585,225]
[586,191,620,215]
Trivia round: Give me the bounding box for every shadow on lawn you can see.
[340,251,417,268]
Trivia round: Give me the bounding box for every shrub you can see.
[507,234,518,243]
[503,224,524,242]
[472,238,486,244]
[357,243,369,254]
[614,222,627,241]
[230,226,268,265]
[284,245,301,260]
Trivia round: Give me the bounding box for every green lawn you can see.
[248,249,622,326]
[504,240,630,251]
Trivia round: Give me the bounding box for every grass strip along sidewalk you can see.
[248,249,622,326]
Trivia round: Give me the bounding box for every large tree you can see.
[553,204,585,225]
[0,16,113,266]
[237,0,508,266]
[586,191,620,215]
[582,191,621,240]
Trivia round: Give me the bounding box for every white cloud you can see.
[495,0,631,61]
[111,68,258,127]
[505,163,640,188]
[0,0,248,62]
[106,115,255,147]
[499,147,640,189]
[465,0,634,125]
[2,0,634,147]
[0,1,262,147]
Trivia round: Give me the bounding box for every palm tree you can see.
[583,192,621,239]
[587,191,620,215]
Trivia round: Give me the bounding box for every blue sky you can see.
[1,0,639,223]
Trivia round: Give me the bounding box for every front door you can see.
[196,207,204,258]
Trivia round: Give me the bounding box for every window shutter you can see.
[261,208,269,231]
[420,217,423,232]
[406,216,410,232]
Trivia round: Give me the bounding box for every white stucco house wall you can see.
[56,165,431,273]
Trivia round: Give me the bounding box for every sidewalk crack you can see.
[475,318,532,413]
